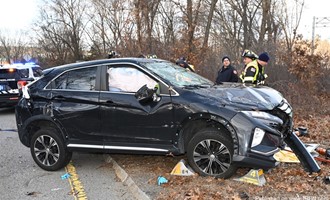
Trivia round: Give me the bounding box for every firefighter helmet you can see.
[241,49,258,60]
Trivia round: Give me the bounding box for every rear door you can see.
[45,66,102,146]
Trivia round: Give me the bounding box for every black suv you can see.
[15,58,319,178]
[0,63,43,107]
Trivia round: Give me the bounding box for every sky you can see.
[299,0,330,40]
[0,0,329,40]
[0,0,38,31]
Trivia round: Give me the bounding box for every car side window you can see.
[53,67,97,91]
[108,66,157,93]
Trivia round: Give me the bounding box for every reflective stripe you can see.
[242,60,259,83]
[239,74,244,80]
[67,143,169,152]
[104,145,168,152]
[243,77,254,81]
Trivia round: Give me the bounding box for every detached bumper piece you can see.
[285,132,321,173]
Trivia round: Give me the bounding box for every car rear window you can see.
[0,68,31,79]
[0,68,18,79]
[18,69,29,78]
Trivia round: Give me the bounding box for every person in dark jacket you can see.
[215,56,238,84]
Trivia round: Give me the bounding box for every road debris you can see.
[324,176,330,184]
[274,150,300,163]
[157,176,168,186]
[51,188,62,191]
[274,143,322,163]
[61,173,71,180]
[25,191,40,196]
[316,147,330,158]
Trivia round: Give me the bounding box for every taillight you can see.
[17,81,28,89]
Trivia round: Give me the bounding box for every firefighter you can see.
[215,56,238,84]
[176,57,195,72]
[240,49,260,84]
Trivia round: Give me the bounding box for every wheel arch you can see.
[177,113,238,154]
[20,115,67,147]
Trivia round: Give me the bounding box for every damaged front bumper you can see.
[230,111,283,170]
[230,111,320,173]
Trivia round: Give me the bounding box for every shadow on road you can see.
[0,107,15,114]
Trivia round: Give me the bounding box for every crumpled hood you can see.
[190,83,284,110]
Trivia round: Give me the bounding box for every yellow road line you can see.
[65,161,88,200]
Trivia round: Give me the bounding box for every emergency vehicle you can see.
[0,63,42,107]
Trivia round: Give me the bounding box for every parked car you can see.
[15,58,319,178]
[0,63,43,108]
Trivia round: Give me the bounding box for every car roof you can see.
[43,57,166,74]
[0,63,41,69]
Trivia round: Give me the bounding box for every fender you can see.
[177,112,239,154]
[19,114,68,147]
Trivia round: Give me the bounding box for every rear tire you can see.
[30,128,72,171]
[187,128,237,179]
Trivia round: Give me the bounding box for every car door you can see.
[99,64,176,149]
[46,66,102,146]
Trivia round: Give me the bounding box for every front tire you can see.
[30,128,72,171]
[187,128,237,179]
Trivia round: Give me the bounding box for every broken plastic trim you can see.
[284,132,321,173]
[22,86,30,99]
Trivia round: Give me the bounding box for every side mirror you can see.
[135,85,155,103]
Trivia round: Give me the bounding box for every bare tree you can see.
[186,0,202,55]
[157,1,177,47]
[87,0,132,58]
[202,0,218,50]
[275,0,304,53]
[132,0,162,54]
[35,0,88,64]
[0,30,30,64]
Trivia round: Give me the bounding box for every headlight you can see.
[251,128,265,147]
[242,111,283,125]
[278,99,292,115]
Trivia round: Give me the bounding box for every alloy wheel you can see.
[33,135,60,166]
[193,139,232,175]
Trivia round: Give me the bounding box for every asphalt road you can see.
[0,107,135,200]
